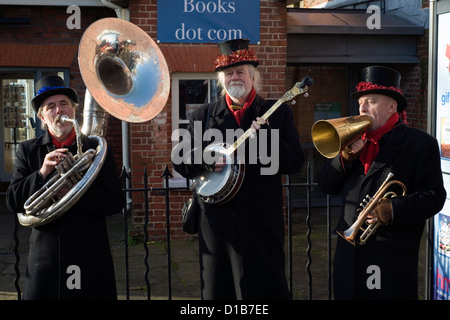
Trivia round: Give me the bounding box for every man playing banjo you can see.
[172,39,305,299]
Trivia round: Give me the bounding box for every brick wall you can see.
[396,31,430,131]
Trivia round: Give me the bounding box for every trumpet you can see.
[337,172,407,246]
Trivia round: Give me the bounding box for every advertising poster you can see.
[435,208,450,299]
[434,11,450,300]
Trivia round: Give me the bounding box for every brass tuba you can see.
[337,172,407,246]
[17,18,170,227]
[311,115,373,159]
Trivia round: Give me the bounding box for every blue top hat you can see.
[31,75,78,112]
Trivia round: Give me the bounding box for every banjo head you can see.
[192,142,244,204]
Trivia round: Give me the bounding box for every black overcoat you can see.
[7,131,124,300]
[319,122,446,299]
[173,95,304,299]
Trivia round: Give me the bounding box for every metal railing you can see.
[120,161,333,300]
[8,161,434,300]
[10,162,333,300]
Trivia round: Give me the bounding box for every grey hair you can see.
[217,64,261,96]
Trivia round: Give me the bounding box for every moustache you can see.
[54,114,72,126]
[55,114,67,123]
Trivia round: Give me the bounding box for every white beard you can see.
[227,81,246,99]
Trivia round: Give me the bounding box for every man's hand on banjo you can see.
[250,117,268,138]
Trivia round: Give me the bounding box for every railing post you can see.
[327,194,332,300]
[161,166,173,300]
[143,167,151,300]
[120,166,130,300]
[285,173,293,299]
[305,162,313,300]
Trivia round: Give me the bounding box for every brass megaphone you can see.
[311,115,373,158]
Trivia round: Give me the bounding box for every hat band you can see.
[36,85,66,95]
[214,49,258,70]
[356,81,403,95]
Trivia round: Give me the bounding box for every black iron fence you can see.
[119,162,334,300]
[6,161,434,300]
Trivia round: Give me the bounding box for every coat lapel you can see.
[212,98,239,130]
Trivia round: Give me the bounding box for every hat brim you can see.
[215,60,259,72]
[31,88,78,112]
[351,89,407,112]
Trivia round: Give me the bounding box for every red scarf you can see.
[359,113,399,174]
[226,87,256,126]
[50,128,76,149]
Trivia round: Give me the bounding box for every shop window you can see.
[1,70,68,182]
[171,73,221,184]
[1,77,34,181]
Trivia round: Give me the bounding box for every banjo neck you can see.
[224,80,310,156]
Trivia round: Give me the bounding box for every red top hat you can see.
[214,39,259,72]
[351,66,408,111]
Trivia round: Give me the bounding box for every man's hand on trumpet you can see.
[367,198,393,226]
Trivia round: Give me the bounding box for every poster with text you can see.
[434,11,450,300]
[436,12,450,171]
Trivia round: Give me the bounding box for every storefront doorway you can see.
[1,73,35,182]
[0,70,68,183]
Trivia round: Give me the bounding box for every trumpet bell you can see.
[311,115,373,159]
[78,17,170,123]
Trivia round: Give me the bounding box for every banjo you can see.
[191,76,313,205]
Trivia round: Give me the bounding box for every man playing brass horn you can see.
[6,75,124,300]
[318,66,446,300]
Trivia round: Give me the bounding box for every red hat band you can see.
[356,81,404,95]
[214,49,258,71]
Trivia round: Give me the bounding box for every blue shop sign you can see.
[157,0,260,43]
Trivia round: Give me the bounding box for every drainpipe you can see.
[101,0,130,21]
[101,0,132,212]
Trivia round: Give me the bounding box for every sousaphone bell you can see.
[78,17,170,123]
[17,18,170,227]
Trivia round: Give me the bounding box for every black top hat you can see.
[31,75,78,112]
[351,66,407,111]
[214,39,259,72]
